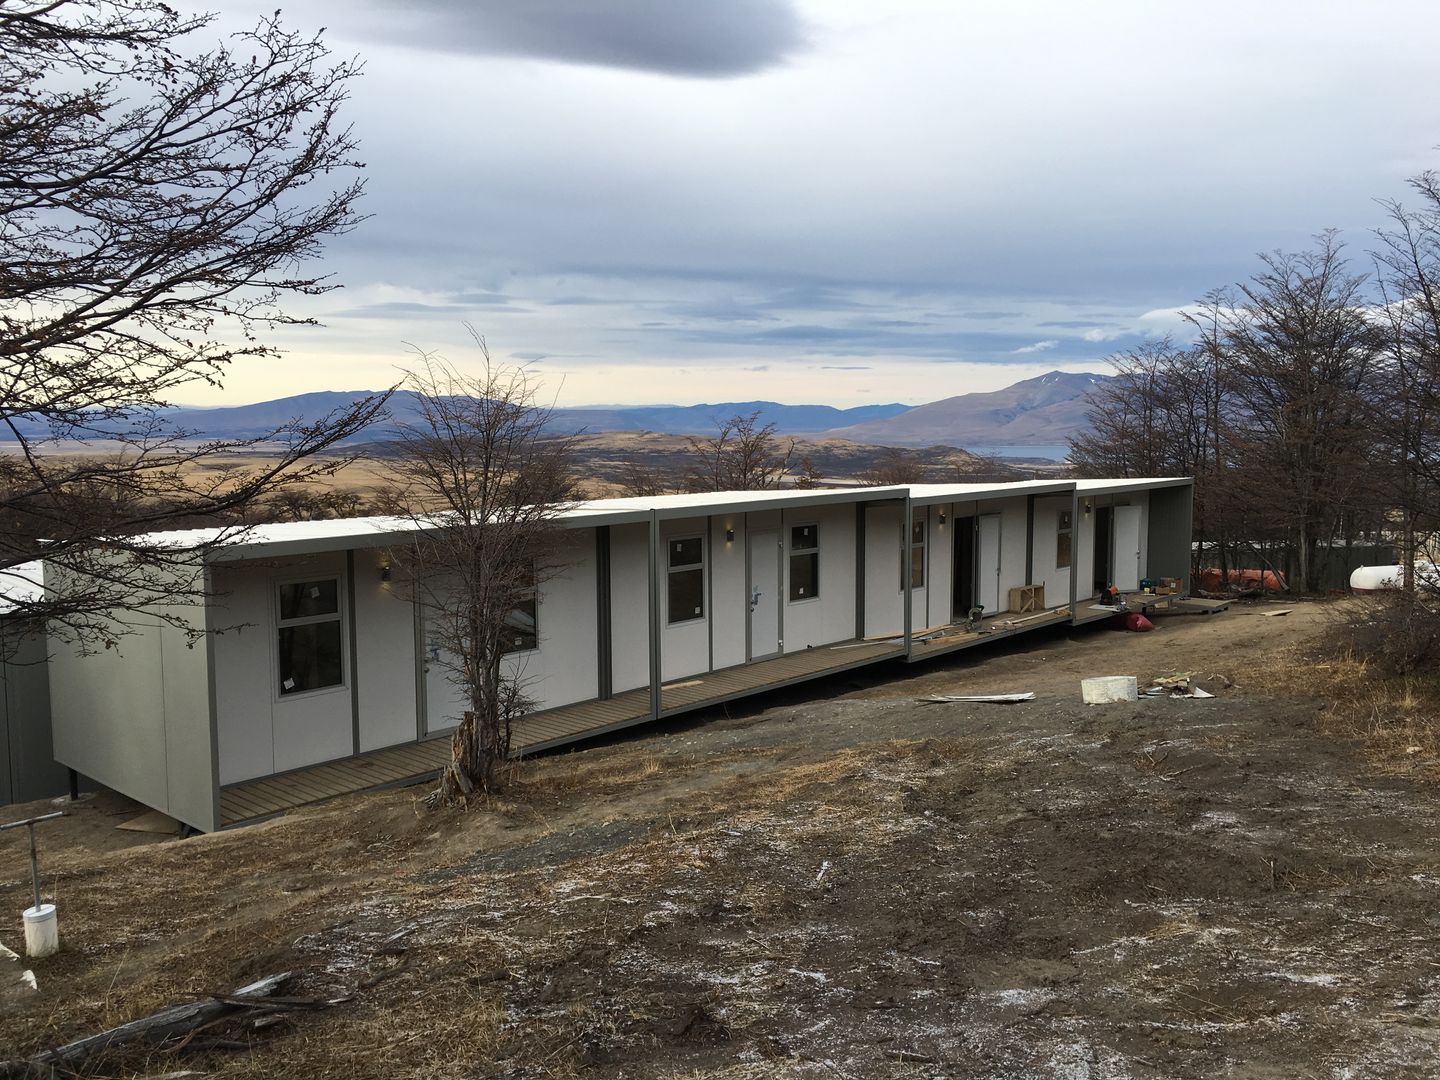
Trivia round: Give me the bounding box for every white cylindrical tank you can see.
[1350,564,1440,592]
[22,903,58,958]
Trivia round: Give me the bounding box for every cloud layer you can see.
[204,0,1440,407]
[347,0,805,76]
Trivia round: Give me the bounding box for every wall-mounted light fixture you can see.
[379,561,392,582]
[1082,501,1092,518]
[938,511,947,526]
[725,527,735,543]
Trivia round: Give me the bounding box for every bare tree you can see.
[792,454,825,488]
[1373,173,1440,590]
[618,458,678,498]
[1219,236,1383,592]
[862,447,926,486]
[685,410,796,491]
[1072,238,1386,592]
[381,342,578,800]
[0,0,386,642]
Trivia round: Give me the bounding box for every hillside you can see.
[824,371,1108,447]
[5,606,1437,1078]
[0,393,911,444]
[0,374,1110,450]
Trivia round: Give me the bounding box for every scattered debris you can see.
[661,679,703,691]
[919,693,1036,705]
[1146,673,1218,699]
[1115,612,1156,632]
[1260,609,1294,618]
[0,943,37,1008]
[0,971,344,1077]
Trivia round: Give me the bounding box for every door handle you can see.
[750,586,762,611]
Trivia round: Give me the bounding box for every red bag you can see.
[1122,612,1155,632]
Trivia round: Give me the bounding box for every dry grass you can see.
[1267,595,1440,774]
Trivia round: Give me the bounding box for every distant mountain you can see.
[540,399,910,436]
[0,374,1106,449]
[3,392,912,443]
[822,371,1109,447]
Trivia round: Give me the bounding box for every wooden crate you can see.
[1007,584,1044,614]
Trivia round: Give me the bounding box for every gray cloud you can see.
[354,0,805,77]
[331,299,527,319]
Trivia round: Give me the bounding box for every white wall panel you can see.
[923,506,952,628]
[609,523,651,693]
[711,516,747,669]
[863,503,904,637]
[502,530,599,710]
[1032,495,1073,608]
[354,548,419,751]
[660,516,710,681]
[782,502,856,651]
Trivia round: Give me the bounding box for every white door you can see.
[1113,505,1142,592]
[748,529,781,659]
[977,514,1002,614]
[422,623,466,735]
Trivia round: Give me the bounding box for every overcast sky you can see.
[206,0,1440,408]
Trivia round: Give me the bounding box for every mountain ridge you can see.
[0,371,1107,451]
[821,370,1108,447]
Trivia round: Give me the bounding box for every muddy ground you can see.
[3,601,1438,1078]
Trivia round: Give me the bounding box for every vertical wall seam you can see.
[706,515,714,673]
[596,526,612,700]
[648,511,661,720]
[203,565,221,832]
[903,497,913,659]
[346,550,360,754]
[855,503,866,640]
[413,578,426,740]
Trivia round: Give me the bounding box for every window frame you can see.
[788,522,820,603]
[274,574,346,700]
[502,582,540,656]
[902,518,926,590]
[1057,508,1073,570]
[666,534,706,625]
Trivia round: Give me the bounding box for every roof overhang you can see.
[908,479,1077,507]
[1074,477,1192,498]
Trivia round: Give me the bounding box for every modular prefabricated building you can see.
[45,478,1193,830]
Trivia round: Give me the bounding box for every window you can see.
[504,593,538,653]
[277,578,343,696]
[1057,509,1073,570]
[789,524,819,602]
[667,536,704,624]
[903,519,925,590]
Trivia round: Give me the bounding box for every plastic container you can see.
[1081,676,1138,704]
[22,903,58,958]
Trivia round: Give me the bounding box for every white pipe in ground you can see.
[1081,676,1138,704]
[22,904,58,958]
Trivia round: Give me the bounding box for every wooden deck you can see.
[908,606,1073,661]
[218,638,904,827]
[1073,592,1178,625]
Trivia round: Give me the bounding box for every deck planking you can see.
[908,607,1073,660]
[215,637,922,826]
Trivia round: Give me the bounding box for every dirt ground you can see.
[4,601,1439,1078]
